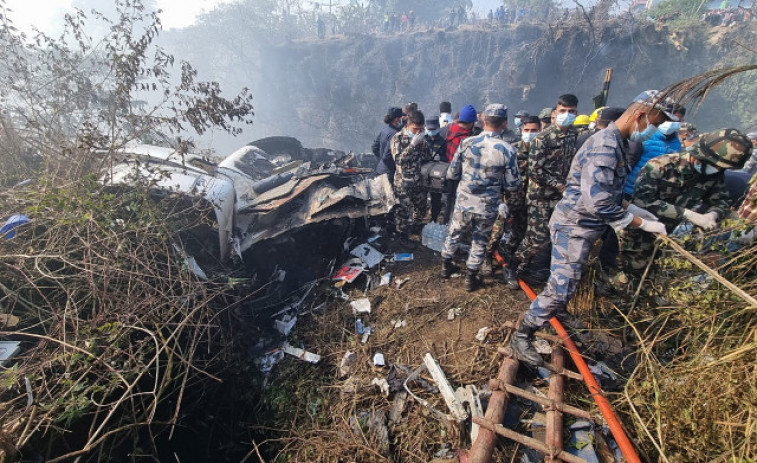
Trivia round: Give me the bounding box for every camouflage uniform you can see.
[524,124,631,328]
[426,133,449,223]
[515,125,579,277]
[441,131,521,271]
[487,140,529,258]
[621,154,731,271]
[391,130,433,233]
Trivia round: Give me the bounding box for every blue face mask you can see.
[521,131,537,143]
[658,121,681,136]
[555,112,576,127]
[629,116,658,143]
[426,129,439,137]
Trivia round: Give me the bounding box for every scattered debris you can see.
[447,307,463,321]
[394,253,414,262]
[0,341,21,366]
[361,327,372,344]
[339,351,357,378]
[349,410,390,456]
[333,257,365,283]
[282,342,321,363]
[380,272,393,286]
[371,377,390,397]
[395,277,409,289]
[350,243,384,268]
[1,214,30,240]
[390,319,407,329]
[423,353,468,421]
[255,348,285,374]
[456,385,484,442]
[274,314,297,336]
[475,327,490,342]
[350,298,371,314]
[373,352,386,367]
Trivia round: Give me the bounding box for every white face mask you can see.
[658,121,681,136]
[521,131,538,143]
[588,122,596,130]
[555,112,576,127]
[693,161,721,176]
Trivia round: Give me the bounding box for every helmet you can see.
[589,107,606,122]
[574,115,590,126]
[689,128,753,170]
[538,107,553,120]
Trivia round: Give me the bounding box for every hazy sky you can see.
[4,0,508,34]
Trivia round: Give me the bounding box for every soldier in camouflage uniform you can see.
[513,94,581,286]
[621,129,753,272]
[391,110,433,243]
[511,90,675,366]
[485,116,541,280]
[425,117,449,223]
[441,104,521,292]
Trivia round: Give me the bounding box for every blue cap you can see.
[632,90,679,121]
[459,105,477,123]
[484,104,508,118]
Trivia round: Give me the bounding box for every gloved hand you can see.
[638,218,667,236]
[411,133,425,147]
[498,202,509,218]
[683,209,718,231]
[627,204,658,222]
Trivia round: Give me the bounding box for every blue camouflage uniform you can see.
[524,123,632,327]
[441,131,521,271]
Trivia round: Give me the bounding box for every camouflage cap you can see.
[631,90,679,121]
[539,107,553,119]
[484,104,508,118]
[515,110,530,118]
[690,128,753,170]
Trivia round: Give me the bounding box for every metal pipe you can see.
[546,345,566,462]
[490,382,593,420]
[472,417,587,463]
[496,347,583,381]
[468,351,519,463]
[504,253,643,463]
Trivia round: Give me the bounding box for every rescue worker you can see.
[511,90,675,367]
[425,117,448,223]
[441,104,521,292]
[624,106,685,198]
[620,129,753,272]
[576,106,624,150]
[513,94,581,286]
[485,115,541,281]
[513,110,530,136]
[539,107,553,129]
[373,106,403,178]
[391,110,433,245]
[499,106,520,144]
[440,105,477,224]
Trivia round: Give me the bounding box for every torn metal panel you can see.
[235,173,395,249]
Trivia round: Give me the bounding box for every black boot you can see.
[553,311,591,344]
[441,258,457,279]
[510,321,544,367]
[465,269,480,292]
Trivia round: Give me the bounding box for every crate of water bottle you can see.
[421,222,448,252]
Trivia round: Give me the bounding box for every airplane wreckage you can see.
[103,138,394,267]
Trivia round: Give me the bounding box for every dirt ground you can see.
[253,236,542,462]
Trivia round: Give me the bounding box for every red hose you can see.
[493,251,642,463]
